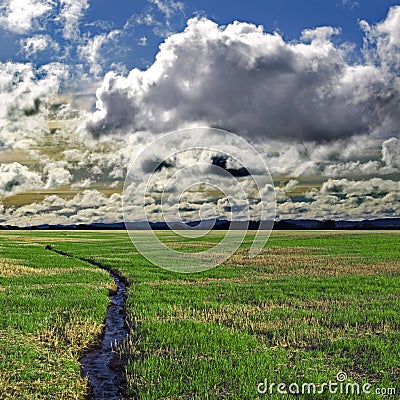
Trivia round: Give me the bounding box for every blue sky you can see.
[1,0,400,71]
[0,0,400,225]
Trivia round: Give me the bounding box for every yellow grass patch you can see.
[269,230,400,237]
[145,276,257,286]
[10,281,116,291]
[225,247,400,277]
[145,258,400,286]
[2,235,106,243]
[36,314,104,357]
[0,258,108,277]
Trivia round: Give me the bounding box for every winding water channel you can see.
[48,247,129,400]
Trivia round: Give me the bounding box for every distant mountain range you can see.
[1,218,400,230]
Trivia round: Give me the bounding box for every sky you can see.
[0,0,400,226]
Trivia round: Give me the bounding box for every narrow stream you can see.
[80,270,129,400]
[47,247,129,400]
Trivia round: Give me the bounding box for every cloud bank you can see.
[0,2,399,226]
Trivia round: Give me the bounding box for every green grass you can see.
[0,233,114,399]
[0,230,399,399]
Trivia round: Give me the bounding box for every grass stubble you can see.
[0,230,399,399]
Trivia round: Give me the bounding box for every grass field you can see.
[0,233,114,399]
[0,230,399,399]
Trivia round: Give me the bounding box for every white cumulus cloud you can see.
[0,61,68,147]
[44,162,73,189]
[84,11,400,142]
[58,0,89,40]
[20,34,59,57]
[382,137,400,168]
[0,162,43,196]
[78,30,121,76]
[0,0,53,34]
[361,5,400,72]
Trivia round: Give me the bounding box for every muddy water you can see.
[47,247,129,400]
